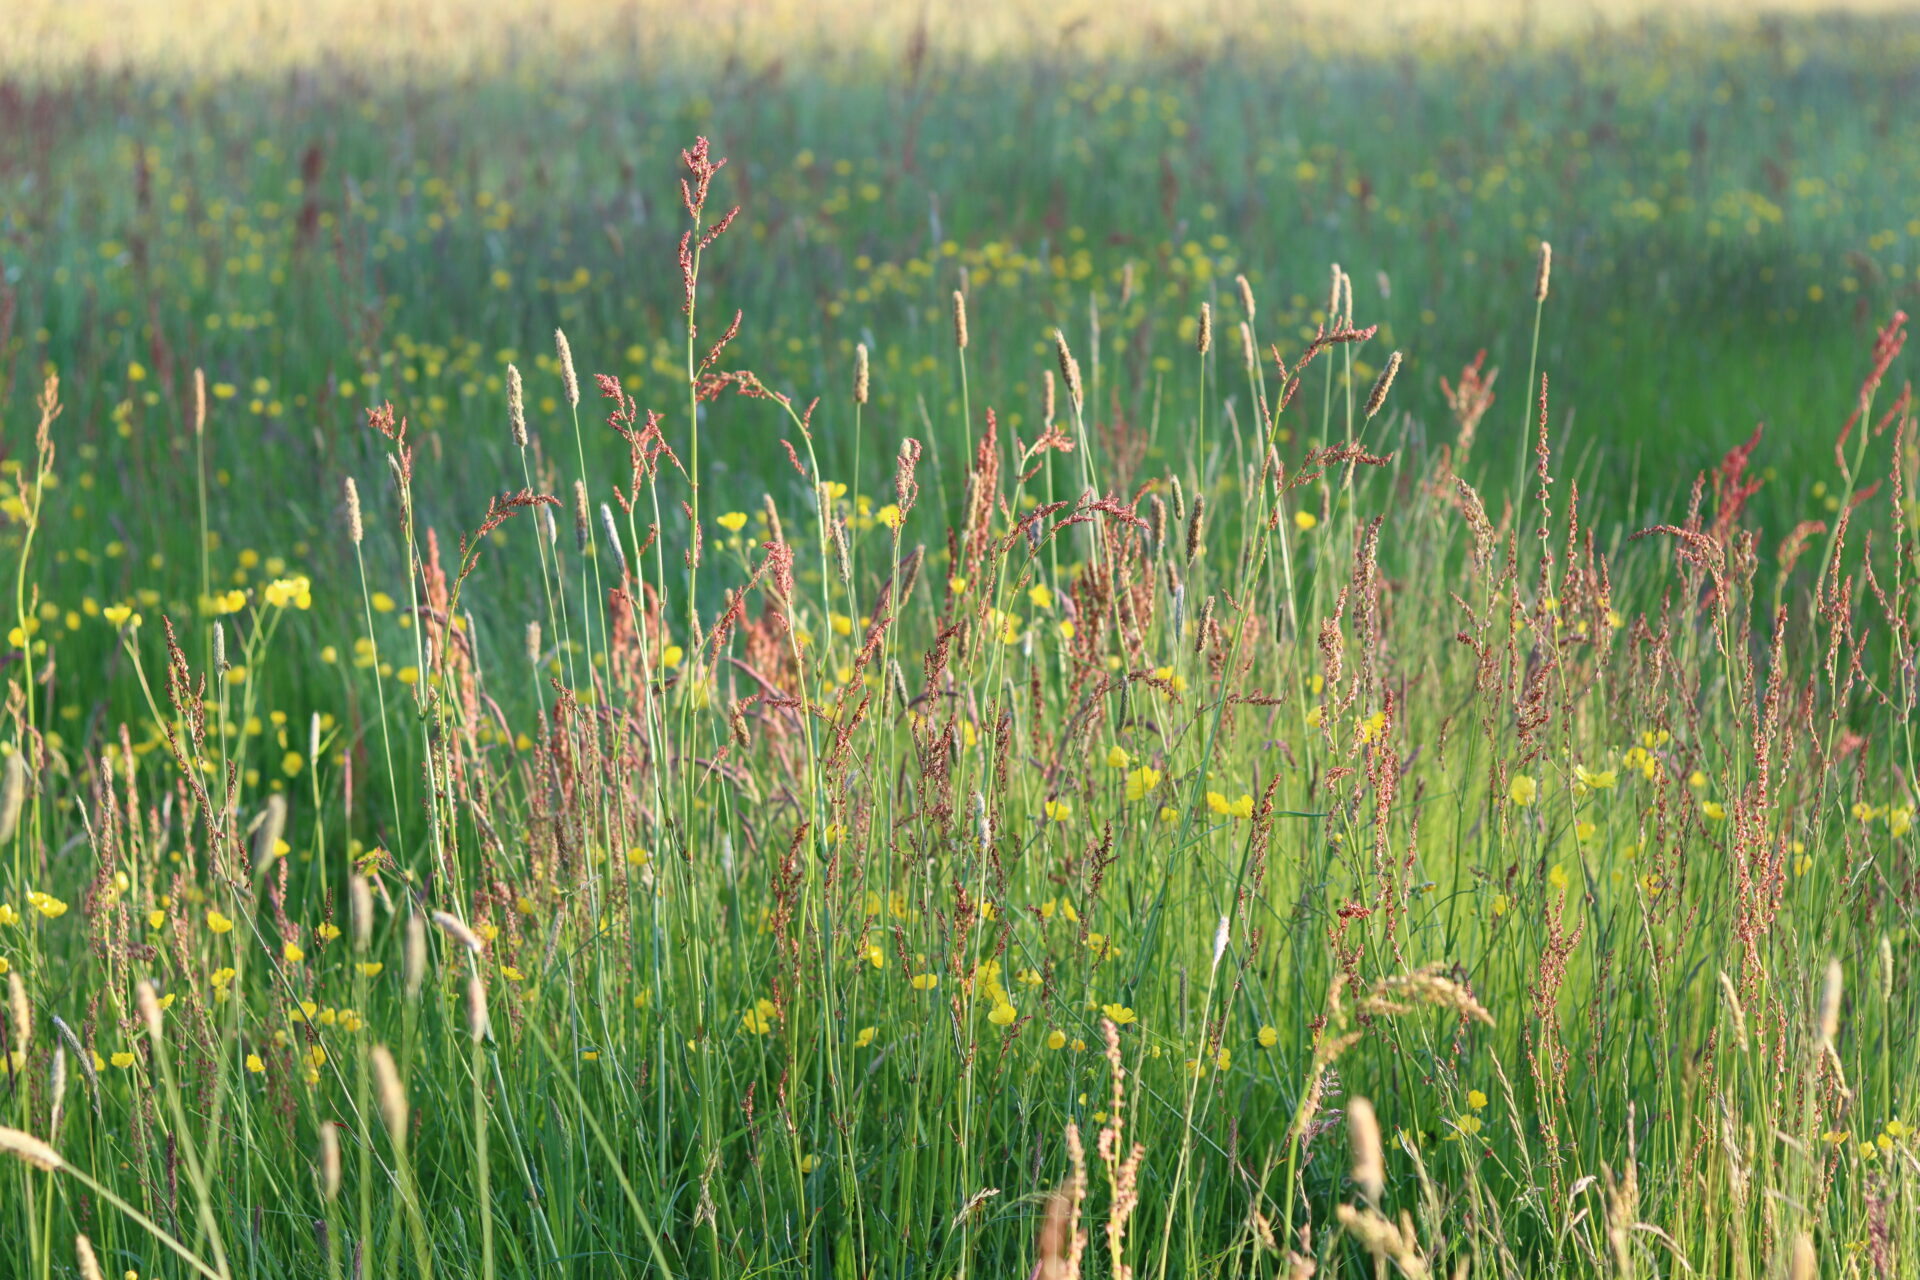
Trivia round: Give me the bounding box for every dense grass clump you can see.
[3,5,1920,1278]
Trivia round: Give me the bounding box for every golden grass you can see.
[6,0,1920,76]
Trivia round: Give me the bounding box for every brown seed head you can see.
[1197,302,1212,356]
[1236,273,1256,321]
[573,480,591,552]
[1185,494,1206,564]
[952,290,969,351]
[854,343,870,405]
[1054,331,1083,410]
[1364,352,1403,420]
[1042,370,1056,426]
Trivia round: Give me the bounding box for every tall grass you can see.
[1,117,1917,1278]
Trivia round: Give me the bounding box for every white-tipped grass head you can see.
[1818,957,1843,1046]
[350,875,374,952]
[951,289,969,351]
[135,980,164,1042]
[600,502,628,581]
[467,975,489,1043]
[1535,239,1553,302]
[431,911,484,955]
[404,914,427,999]
[75,1233,104,1280]
[343,476,363,546]
[319,1122,342,1202]
[1789,1233,1816,1280]
[0,748,27,844]
[1347,1096,1384,1206]
[251,793,288,875]
[7,970,27,1052]
[507,362,527,447]
[0,1126,62,1172]
[371,1045,408,1146]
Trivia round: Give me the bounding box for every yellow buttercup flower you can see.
[1509,775,1538,807]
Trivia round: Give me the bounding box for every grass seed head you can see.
[251,793,287,874]
[75,1234,103,1280]
[135,979,163,1041]
[1197,302,1212,356]
[431,910,484,954]
[952,289,969,350]
[573,480,590,552]
[8,971,28,1052]
[0,1127,61,1172]
[343,476,363,545]
[600,502,628,580]
[0,750,26,845]
[1789,1234,1816,1280]
[404,913,427,999]
[1818,957,1842,1045]
[319,1122,341,1202]
[1365,352,1403,420]
[350,875,373,951]
[371,1045,408,1144]
[1185,494,1206,564]
[507,363,527,447]
[1236,272,1256,321]
[555,327,579,407]
[1348,1096,1385,1205]
[854,342,869,405]
[467,975,489,1042]
[1054,330,1083,410]
[1535,240,1553,302]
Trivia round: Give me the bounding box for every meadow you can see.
[2,2,1919,1276]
